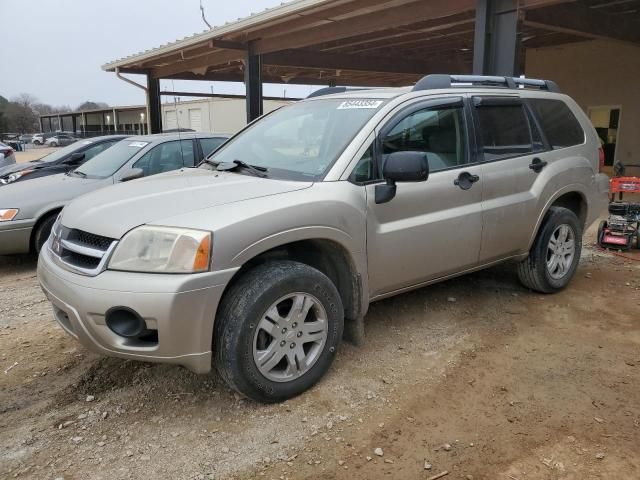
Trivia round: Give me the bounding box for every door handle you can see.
[454,171,480,190]
[529,157,548,173]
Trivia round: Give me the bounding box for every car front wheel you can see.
[517,206,582,293]
[214,260,344,403]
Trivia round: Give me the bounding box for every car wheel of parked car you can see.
[33,214,58,254]
[214,260,344,403]
[517,206,582,293]
[50,142,58,147]
[33,140,41,145]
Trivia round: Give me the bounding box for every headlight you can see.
[0,209,19,222]
[108,226,212,274]
[0,170,33,185]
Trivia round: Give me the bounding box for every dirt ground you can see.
[0,224,638,480]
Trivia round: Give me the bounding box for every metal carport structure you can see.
[102,0,640,133]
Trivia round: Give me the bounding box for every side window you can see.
[134,141,186,177]
[476,103,534,161]
[179,139,195,167]
[199,137,226,158]
[82,142,111,162]
[382,105,468,173]
[529,99,585,149]
[350,143,375,183]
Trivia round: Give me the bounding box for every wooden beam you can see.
[262,49,463,75]
[316,12,475,52]
[253,0,476,54]
[208,39,246,50]
[151,49,244,78]
[239,0,420,41]
[524,2,640,45]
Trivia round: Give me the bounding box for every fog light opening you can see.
[105,307,147,338]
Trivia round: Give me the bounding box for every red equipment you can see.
[597,202,640,250]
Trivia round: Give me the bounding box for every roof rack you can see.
[412,74,560,93]
[306,86,371,99]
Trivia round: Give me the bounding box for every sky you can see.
[0,0,320,109]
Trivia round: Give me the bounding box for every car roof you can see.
[125,132,232,142]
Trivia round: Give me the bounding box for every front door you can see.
[363,98,484,297]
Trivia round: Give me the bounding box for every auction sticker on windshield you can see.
[128,142,149,148]
[337,100,384,110]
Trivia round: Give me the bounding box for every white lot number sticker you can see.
[337,100,384,110]
[128,141,149,148]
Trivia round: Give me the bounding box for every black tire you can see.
[214,260,344,403]
[50,142,58,147]
[517,207,583,293]
[33,214,57,254]
[597,220,607,248]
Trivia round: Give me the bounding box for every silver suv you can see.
[38,75,609,403]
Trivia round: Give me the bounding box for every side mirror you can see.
[64,152,85,165]
[375,151,429,204]
[120,168,145,182]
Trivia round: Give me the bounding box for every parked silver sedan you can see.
[0,142,17,169]
[45,133,78,147]
[0,132,229,255]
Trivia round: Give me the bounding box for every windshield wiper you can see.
[217,159,268,177]
[70,170,87,178]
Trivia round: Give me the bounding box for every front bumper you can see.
[0,218,34,255]
[37,246,239,373]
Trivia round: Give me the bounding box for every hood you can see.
[61,168,312,239]
[0,160,48,177]
[0,173,105,220]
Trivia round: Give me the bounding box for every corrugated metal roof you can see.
[101,0,332,71]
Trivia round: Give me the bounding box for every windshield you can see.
[75,140,149,178]
[206,98,386,180]
[36,140,93,163]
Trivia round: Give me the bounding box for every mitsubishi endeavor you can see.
[38,75,609,403]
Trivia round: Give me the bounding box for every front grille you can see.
[61,249,102,270]
[50,223,117,276]
[68,230,114,250]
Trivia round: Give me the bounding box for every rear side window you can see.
[476,104,533,161]
[529,99,585,149]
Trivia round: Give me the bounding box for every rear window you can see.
[529,99,585,149]
[476,104,533,161]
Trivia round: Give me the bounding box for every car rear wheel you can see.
[214,260,344,403]
[517,207,582,293]
[50,142,58,147]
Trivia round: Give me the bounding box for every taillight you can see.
[598,147,605,172]
[0,148,13,157]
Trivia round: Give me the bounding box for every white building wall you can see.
[161,98,291,133]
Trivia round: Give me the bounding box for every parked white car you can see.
[0,142,16,169]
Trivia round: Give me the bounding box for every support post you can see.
[147,75,162,134]
[72,115,77,136]
[473,0,521,77]
[245,42,263,123]
[39,117,43,133]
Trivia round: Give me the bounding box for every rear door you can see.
[363,97,484,296]
[472,96,549,263]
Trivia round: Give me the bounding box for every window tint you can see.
[382,106,467,173]
[134,140,192,176]
[200,137,227,157]
[476,104,533,161]
[529,99,585,149]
